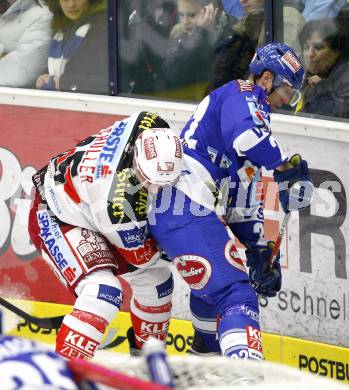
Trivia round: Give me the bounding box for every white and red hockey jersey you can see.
[40,111,169,267]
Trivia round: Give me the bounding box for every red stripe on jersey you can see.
[64,165,81,203]
[134,299,172,314]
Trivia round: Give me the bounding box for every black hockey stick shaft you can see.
[0,297,64,329]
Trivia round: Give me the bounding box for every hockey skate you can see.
[187,331,221,356]
[126,327,143,356]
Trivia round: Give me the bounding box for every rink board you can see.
[1,91,349,356]
[1,299,348,385]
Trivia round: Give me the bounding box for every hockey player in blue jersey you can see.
[148,42,314,359]
[0,335,88,389]
[0,335,172,389]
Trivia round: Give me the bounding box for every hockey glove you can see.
[246,242,281,298]
[273,154,314,213]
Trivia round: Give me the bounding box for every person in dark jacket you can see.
[295,18,349,119]
[36,0,108,94]
[336,3,349,55]
[204,0,264,94]
[117,0,177,95]
[207,0,306,95]
[161,0,234,100]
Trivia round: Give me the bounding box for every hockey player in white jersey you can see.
[28,111,183,360]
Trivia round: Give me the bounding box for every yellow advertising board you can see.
[2,300,348,384]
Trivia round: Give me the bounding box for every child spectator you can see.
[36,0,108,94]
[0,0,52,87]
[295,18,349,118]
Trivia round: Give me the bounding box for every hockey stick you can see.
[269,212,291,270]
[0,297,64,329]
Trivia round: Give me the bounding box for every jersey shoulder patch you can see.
[236,79,254,92]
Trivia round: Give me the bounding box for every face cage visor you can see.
[272,75,301,107]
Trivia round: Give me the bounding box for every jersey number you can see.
[183,96,210,149]
[0,353,77,389]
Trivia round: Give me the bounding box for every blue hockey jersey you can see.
[176,79,288,248]
[0,336,81,389]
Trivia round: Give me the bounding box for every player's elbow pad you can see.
[233,128,285,169]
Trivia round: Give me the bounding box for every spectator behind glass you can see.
[233,0,263,44]
[336,3,349,55]
[221,0,243,20]
[0,0,52,87]
[204,1,306,94]
[295,18,349,119]
[161,0,234,100]
[282,0,305,56]
[117,0,177,95]
[255,1,305,56]
[206,0,263,93]
[36,0,108,94]
[302,0,346,21]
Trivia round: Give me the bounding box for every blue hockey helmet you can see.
[249,42,305,90]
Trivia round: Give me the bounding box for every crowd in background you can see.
[0,0,349,119]
[0,0,107,94]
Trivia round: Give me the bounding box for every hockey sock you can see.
[56,309,107,360]
[190,293,220,354]
[130,298,171,348]
[218,304,263,360]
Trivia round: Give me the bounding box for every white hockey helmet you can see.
[134,128,183,185]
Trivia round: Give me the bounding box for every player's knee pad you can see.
[126,267,173,307]
[56,269,123,360]
[130,297,172,348]
[74,269,123,323]
[123,268,172,349]
[218,303,262,361]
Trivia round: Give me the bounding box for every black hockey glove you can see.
[246,242,281,298]
[273,154,314,213]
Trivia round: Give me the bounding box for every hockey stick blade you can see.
[0,297,64,329]
[269,212,291,270]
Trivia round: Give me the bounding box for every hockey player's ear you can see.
[256,70,274,92]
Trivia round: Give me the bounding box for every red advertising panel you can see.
[0,104,131,305]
